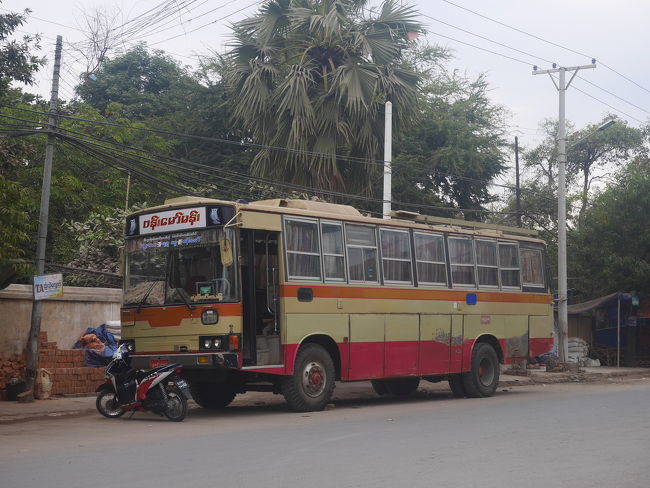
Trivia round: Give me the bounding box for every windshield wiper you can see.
[136,282,158,314]
[173,287,196,311]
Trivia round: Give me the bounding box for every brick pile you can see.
[0,332,107,400]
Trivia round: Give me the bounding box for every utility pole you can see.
[515,136,521,227]
[382,101,392,219]
[21,35,63,402]
[533,61,596,364]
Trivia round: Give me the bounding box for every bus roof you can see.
[127,196,542,243]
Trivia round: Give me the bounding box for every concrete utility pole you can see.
[533,61,596,364]
[515,136,521,227]
[382,101,392,219]
[22,35,63,402]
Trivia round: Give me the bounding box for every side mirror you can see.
[220,239,234,267]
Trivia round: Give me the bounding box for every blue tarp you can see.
[73,324,118,367]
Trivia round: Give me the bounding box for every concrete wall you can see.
[0,284,121,359]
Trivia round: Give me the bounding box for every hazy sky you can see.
[7,0,650,176]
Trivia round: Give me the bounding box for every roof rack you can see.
[390,210,538,237]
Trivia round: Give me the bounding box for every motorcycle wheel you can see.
[164,384,187,422]
[96,389,125,418]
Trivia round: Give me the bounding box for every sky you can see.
[6,0,650,185]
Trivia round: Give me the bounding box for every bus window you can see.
[413,232,447,286]
[380,228,413,284]
[448,236,475,287]
[476,239,499,288]
[499,242,521,289]
[345,224,379,283]
[520,248,544,287]
[321,222,345,282]
[285,218,322,281]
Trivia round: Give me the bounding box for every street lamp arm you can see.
[567,119,616,149]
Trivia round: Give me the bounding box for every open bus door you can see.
[241,230,281,366]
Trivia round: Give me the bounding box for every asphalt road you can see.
[1,380,649,488]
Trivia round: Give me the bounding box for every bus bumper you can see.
[130,353,239,370]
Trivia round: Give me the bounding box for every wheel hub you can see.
[302,361,326,398]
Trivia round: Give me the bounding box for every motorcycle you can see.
[95,343,191,422]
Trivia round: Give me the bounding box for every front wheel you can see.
[282,344,335,412]
[190,382,237,409]
[462,343,500,398]
[164,384,188,422]
[96,389,125,418]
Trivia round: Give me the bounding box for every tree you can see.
[225,0,424,194]
[0,175,33,286]
[75,43,198,120]
[0,3,45,99]
[567,117,644,224]
[391,70,507,219]
[570,161,650,299]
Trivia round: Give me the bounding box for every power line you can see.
[440,0,650,94]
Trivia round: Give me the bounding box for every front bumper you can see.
[130,352,239,370]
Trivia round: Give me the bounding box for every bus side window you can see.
[520,248,545,288]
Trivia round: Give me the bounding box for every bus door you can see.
[241,230,281,366]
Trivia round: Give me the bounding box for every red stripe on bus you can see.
[280,284,552,304]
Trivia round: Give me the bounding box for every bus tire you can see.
[282,344,335,412]
[371,379,390,396]
[448,374,466,398]
[190,382,237,409]
[372,378,419,396]
[462,342,500,398]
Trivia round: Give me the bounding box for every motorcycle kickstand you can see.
[127,410,136,419]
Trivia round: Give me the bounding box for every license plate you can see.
[176,379,188,389]
[150,359,169,368]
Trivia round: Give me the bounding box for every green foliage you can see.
[0,175,33,281]
[0,3,45,98]
[391,71,507,219]
[225,0,425,194]
[75,43,197,120]
[570,162,650,299]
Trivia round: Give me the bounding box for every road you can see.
[1,379,649,488]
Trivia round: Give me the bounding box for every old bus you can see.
[120,196,553,412]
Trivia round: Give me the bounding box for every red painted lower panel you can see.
[385,340,419,377]
[419,341,452,376]
[529,337,554,358]
[348,342,384,380]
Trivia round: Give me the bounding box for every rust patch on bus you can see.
[505,332,529,358]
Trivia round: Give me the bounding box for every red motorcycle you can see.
[95,344,190,422]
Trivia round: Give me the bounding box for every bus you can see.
[120,196,553,412]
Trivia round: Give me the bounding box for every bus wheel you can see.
[190,382,237,409]
[371,379,389,396]
[372,378,419,396]
[386,378,420,396]
[462,343,500,398]
[448,374,466,398]
[282,344,335,412]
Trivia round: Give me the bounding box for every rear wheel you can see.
[282,344,335,412]
[96,389,125,418]
[190,382,237,409]
[462,342,500,398]
[164,384,188,422]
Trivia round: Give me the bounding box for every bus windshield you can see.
[123,228,238,306]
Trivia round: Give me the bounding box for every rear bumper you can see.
[130,353,239,370]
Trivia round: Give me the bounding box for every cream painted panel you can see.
[284,313,349,344]
[529,315,553,339]
[385,314,419,342]
[350,314,385,343]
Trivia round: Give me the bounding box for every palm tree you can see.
[226,0,424,196]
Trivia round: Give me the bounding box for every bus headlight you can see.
[199,336,225,351]
[201,309,219,325]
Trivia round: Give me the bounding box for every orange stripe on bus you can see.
[280,284,552,304]
[122,303,242,328]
